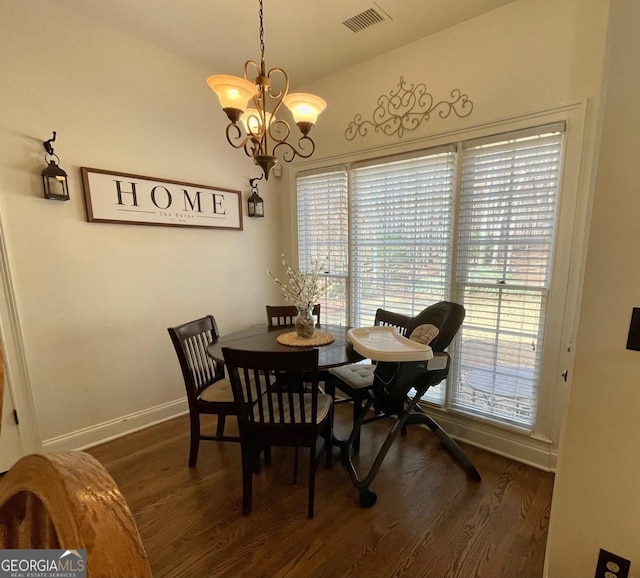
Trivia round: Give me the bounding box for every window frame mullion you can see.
[345,163,356,326]
[448,142,464,410]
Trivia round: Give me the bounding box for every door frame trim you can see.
[0,213,40,456]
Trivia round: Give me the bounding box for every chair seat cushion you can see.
[252,393,332,424]
[329,363,375,390]
[199,378,234,403]
[200,377,267,404]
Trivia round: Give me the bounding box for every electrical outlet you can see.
[595,549,630,578]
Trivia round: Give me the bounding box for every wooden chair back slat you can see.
[266,304,321,328]
[374,308,413,336]
[171,318,224,397]
[167,314,241,466]
[221,346,332,517]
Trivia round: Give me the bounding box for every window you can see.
[296,123,565,431]
[297,168,348,326]
[351,148,455,325]
[452,129,563,427]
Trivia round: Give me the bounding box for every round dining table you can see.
[206,323,353,370]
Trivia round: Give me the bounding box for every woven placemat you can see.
[276,331,335,347]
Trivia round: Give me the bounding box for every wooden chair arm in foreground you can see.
[0,451,152,578]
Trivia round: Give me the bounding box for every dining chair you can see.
[222,346,333,518]
[266,302,324,398]
[167,315,241,467]
[266,304,321,328]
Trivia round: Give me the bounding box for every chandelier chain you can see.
[258,0,265,66]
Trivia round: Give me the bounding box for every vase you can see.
[295,307,315,339]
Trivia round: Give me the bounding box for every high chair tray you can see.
[347,326,433,362]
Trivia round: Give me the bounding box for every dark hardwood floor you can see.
[87,404,553,578]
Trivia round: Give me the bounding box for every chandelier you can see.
[207,0,327,180]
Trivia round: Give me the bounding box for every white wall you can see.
[0,0,283,450]
[546,1,640,575]
[294,0,608,163]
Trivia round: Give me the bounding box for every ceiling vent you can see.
[342,7,387,33]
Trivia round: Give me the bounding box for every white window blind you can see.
[295,122,567,433]
[351,150,456,326]
[451,128,564,427]
[297,168,349,326]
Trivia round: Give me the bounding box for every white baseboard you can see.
[40,398,557,472]
[423,407,557,471]
[41,399,188,452]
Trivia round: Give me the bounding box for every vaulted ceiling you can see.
[52,0,519,88]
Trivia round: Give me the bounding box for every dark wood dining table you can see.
[207,323,353,370]
[208,323,356,453]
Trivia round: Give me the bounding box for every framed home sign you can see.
[81,167,243,230]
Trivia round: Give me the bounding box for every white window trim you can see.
[289,100,589,471]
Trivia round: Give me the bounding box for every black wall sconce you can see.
[42,131,70,201]
[248,175,264,218]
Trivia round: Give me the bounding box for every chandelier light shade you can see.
[207,75,258,122]
[282,93,327,133]
[240,108,273,135]
[206,0,326,179]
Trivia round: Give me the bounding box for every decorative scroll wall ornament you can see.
[345,76,474,140]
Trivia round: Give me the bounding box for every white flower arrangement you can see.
[268,254,328,312]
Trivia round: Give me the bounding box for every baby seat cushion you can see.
[408,324,440,346]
